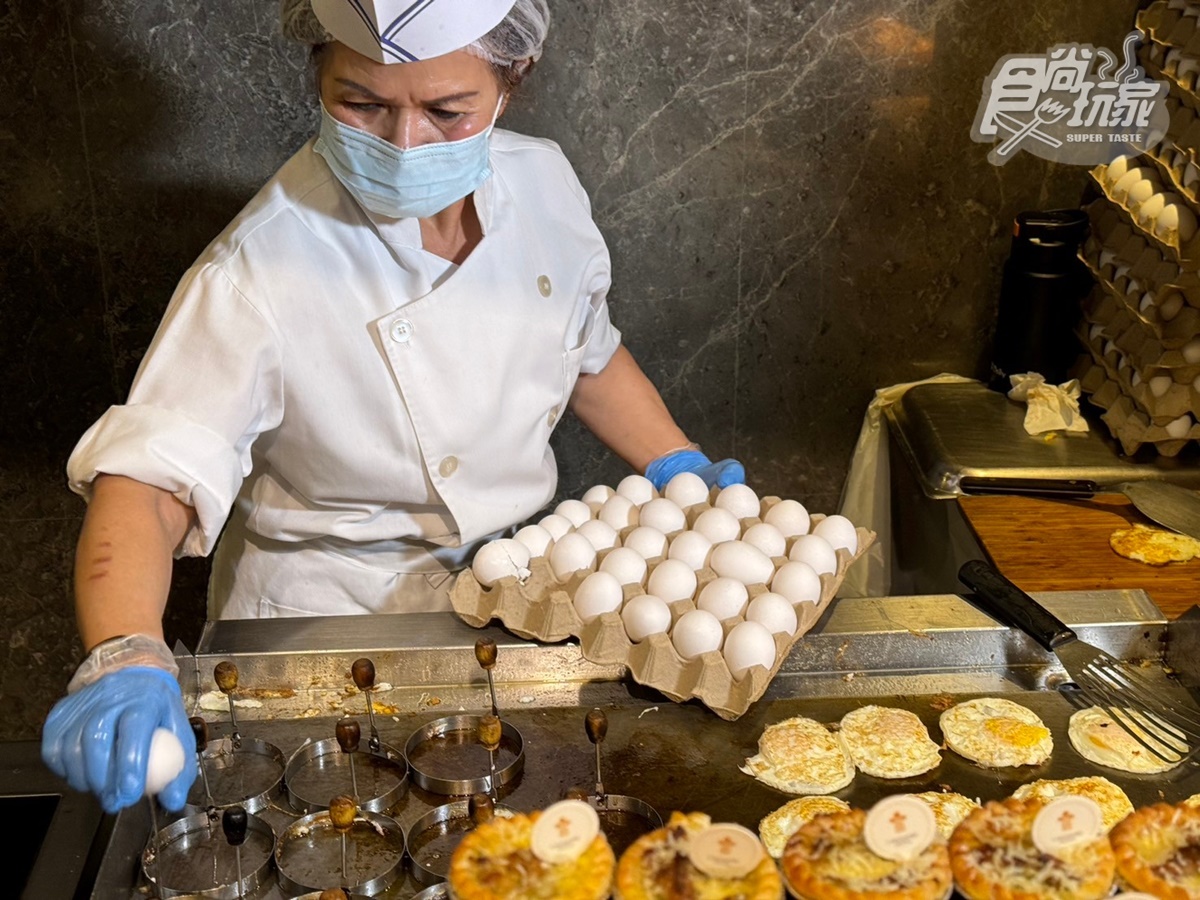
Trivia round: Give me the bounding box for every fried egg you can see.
[1011,776,1134,832]
[909,791,980,839]
[1110,523,1200,565]
[739,715,855,795]
[838,705,941,778]
[939,697,1052,768]
[1068,706,1186,774]
[757,796,851,858]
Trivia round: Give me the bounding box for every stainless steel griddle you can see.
[85,588,1200,898]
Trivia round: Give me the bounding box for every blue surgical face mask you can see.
[315,98,502,219]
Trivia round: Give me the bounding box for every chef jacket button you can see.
[548,405,560,426]
[390,319,414,343]
[537,275,552,297]
[439,456,459,477]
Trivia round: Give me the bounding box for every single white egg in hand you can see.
[581,484,615,506]
[788,533,838,576]
[599,546,648,585]
[692,507,741,544]
[664,471,709,508]
[763,499,810,537]
[624,525,668,560]
[813,515,857,555]
[617,474,657,505]
[513,524,554,558]
[472,539,533,586]
[573,571,624,622]
[598,494,640,530]
[555,499,594,528]
[668,530,713,571]
[538,514,574,541]
[549,532,598,581]
[646,558,698,603]
[771,560,822,605]
[714,483,761,520]
[576,519,619,551]
[709,541,775,587]
[145,727,187,797]
[622,593,672,642]
[723,620,777,679]
[746,592,799,635]
[638,498,687,535]
[741,522,786,559]
[671,609,724,660]
[696,576,750,620]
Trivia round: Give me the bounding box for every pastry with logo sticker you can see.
[614,810,783,900]
[948,797,1115,900]
[758,796,851,858]
[1109,801,1200,898]
[939,697,1052,768]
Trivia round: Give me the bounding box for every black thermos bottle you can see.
[989,209,1091,390]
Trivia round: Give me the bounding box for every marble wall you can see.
[0,0,1139,740]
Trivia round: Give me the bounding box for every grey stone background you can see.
[1,0,1138,742]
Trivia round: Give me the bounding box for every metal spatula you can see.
[958,559,1200,765]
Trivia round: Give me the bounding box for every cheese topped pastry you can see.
[949,797,1115,900]
[838,706,941,778]
[758,796,851,858]
[780,808,953,900]
[1110,802,1200,899]
[1068,705,1186,773]
[739,715,855,794]
[939,697,1053,768]
[1011,776,1133,832]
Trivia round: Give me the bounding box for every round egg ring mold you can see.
[283,736,409,815]
[141,808,276,899]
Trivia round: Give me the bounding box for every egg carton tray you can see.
[451,503,874,722]
[1074,358,1199,456]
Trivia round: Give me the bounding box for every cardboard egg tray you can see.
[1088,163,1200,262]
[1141,40,1200,125]
[1138,1,1200,57]
[451,498,875,721]
[1077,313,1200,417]
[1074,357,1199,456]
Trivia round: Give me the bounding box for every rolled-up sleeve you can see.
[67,262,283,557]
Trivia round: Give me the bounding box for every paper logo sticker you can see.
[864,796,938,862]
[1032,796,1105,856]
[530,800,600,864]
[688,823,764,879]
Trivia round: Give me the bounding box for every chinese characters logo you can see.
[972,31,1169,165]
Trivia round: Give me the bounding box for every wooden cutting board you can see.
[957,494,1200,620]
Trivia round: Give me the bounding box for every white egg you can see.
[638,497,687,535]
[715,483,761,520]
[145,728,186,797]
[763,500,810,537]
[512,524,554,558]
[771,560,822,605]
[623,525,669,560]
[646,558,698,603]
[1183,338,1200,364]
[472,539,533,586]
[667,530,713,571]
[598,494,640,530]
[663,471,710,508]
[671,609,724,660]
[812,515,858,555]
[555,499,594,527]
[1166,414,1193,438]
[709,540,775,587]
[599,547,648,585]
[696,576,749,620]
[617,474,658,505]
[538,514,574,541]
[692,507,741,544]
[788,534,838,576]
[549,533,598,581]
[723,620,777,679]
[741,522,787,559]
[622,593,673,642]
[572,571,625,622]
[576,519,619,551]
[746,593,799,635]
[581,484,615,506]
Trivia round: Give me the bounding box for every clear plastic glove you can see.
[42,666,197,813]
[644,449,746,492]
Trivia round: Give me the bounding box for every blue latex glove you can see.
[644,449,746,492]
[42,666,197,814]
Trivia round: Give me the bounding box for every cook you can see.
[40,0,747,815]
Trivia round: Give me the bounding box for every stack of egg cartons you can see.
[1073,0,1200,456]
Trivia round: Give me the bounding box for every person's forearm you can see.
[75,474,195,651]
[568,344,691,472]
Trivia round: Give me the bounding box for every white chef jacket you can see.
[66,130,622,618]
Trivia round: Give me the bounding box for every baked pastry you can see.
[758,796,851,858]
[939,697,1052,768]
[1110,801,1200,898]
[780,808,952,900]
[615,811,783,899]
[1011,776,1133,832]
[949,797,1115,900]
[448,808,614,900]
[838,706,941,778]
[739,715,855,793]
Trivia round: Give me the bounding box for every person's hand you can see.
[42,666,197,813]
[644,449,746,492]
